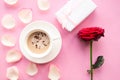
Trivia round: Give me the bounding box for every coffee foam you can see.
[27,31,50,54]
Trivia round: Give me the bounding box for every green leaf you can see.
[93,56,104,69]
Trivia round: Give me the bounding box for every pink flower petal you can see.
[26,62,38,76]
[37,0,50,11]
[18,8,32,23]
[1,34,16,47]
[4,0,18,5]
[6,49,22,63]
[48,64,60,80]
[1,14,16,29]
[6,66,19,80]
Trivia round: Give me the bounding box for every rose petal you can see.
[4,0,18,5]
[6,66,19,80]
[6,49,22,63]
[77,27,104,41]
[37,0,50,11]
[18,8,32,23]
[1,34,16,47]
[48,64,60,80]
[26,62,38,76]
[1,14,16,29]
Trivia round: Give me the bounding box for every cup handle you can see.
[52,37,60,41]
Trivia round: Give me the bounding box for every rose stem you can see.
[90,40,93,80]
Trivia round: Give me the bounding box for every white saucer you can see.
[19,21,62,64]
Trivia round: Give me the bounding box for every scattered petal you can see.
[4,0,18,5]
[1,34,16,47]
[6,66,19,80]
[37,0,50,11]
[26,62,38,76]
[48,64,60,80]
[18,8,32,23]
[1,14,16,29]
[6,49,22,63]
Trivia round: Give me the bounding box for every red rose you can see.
[78,27,104,41]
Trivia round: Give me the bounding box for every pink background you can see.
[0,0,120,80]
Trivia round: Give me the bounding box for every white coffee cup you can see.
[19,21,53,58]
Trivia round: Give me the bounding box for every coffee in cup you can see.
[27,30,50,54]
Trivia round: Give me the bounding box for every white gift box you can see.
[56,0,97,31]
